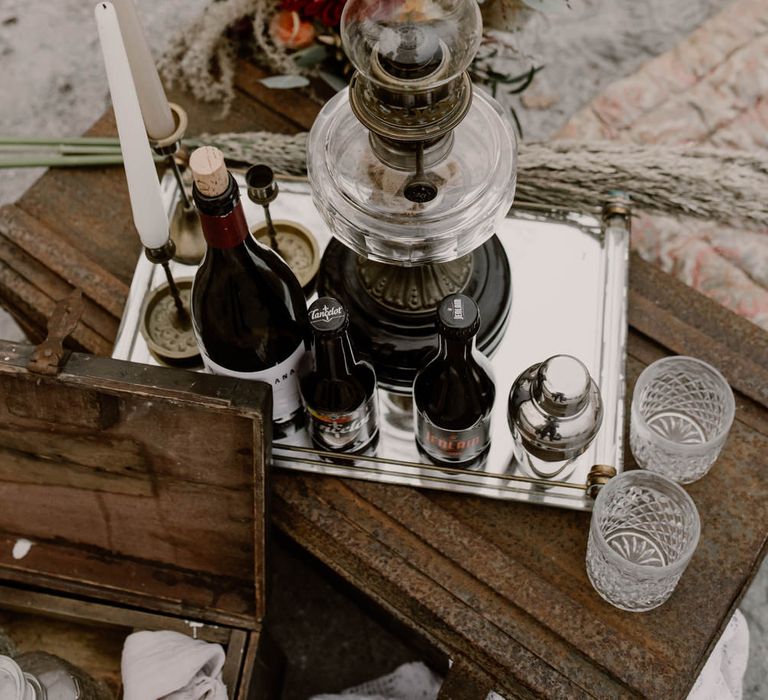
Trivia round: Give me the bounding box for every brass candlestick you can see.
[140,239,201,367]
[246,164,321,295]
[148,102,206,265]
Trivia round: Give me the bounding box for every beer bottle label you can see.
[416,411,491,464]
[308,393,379,453]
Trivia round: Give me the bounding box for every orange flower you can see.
[269,10,316,50]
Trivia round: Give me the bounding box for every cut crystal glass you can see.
[586,470,700,612]
[630,356,734,484]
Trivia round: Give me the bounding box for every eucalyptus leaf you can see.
[521,0,570,13]
[293,44,328,68]
[508,65,543,94]
[319,71,348,93]
[259,74,311,90]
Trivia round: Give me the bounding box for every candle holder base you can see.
[139,277,201,367]
[251,219,320,295]
[169,197,207,265]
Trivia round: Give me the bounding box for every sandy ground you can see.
[0,0,209,204]
[0,0,765,696]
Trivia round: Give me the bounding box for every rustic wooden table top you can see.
[0,62,766,699]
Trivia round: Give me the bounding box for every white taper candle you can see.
[112,0,175,140]
[95,2,169,250]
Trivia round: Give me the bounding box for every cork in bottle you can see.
[189,146,229,197]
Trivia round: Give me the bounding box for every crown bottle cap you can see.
[308,297,348,336]
[436,294,480,340]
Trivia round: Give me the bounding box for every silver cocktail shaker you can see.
[508,354,603,479]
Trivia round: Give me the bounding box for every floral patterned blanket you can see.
[557,0,768,332]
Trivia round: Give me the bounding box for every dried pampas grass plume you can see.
[200,132,768,231]
[158,0,297,112]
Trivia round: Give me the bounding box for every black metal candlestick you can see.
[246,164,281,254]
[140,239,200,367]
[245,164,322,295]
[144,240,189,324]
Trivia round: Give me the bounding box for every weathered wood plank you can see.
[222,629,249,695]
[320,477,653,696]
[0,584,233,643]
[0,534,255,627]
[273,475,602,700]
[628,331,768,437]
[0,205,128,318]
[0,431,153,497]
[341,479,670,693]
[0,343,270,627]
[0,233,118,342]
[629,253,768,407]
[438,660,494,700]
[0,259,112,354]
[233,61,320,132]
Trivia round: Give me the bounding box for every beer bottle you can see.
[300,297,379,453]
[414,294,495,469]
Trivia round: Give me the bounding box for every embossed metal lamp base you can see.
[318,236,512,393]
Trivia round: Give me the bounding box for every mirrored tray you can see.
[113,173,629,511]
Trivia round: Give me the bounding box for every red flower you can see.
[270,9,316,49]
[281,0,348,27]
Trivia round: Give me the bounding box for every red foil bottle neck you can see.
[198,201,249,249]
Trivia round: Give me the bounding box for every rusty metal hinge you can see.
[27,289,84,376]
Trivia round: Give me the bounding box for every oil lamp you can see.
[308,0,517,391]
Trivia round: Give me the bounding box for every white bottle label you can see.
[202,343,305,423]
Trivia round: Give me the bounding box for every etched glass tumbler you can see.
[630,356,734,483]
[586,470,700,611]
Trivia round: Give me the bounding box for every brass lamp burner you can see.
[349,71,472,144]
[347,23,473,205]
[348,23,473,145]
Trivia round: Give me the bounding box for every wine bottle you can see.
[414,293,495,468]
[300,297,379,453]
[189,146,309,424]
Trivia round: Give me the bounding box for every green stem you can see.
[59,145,124,155]
[0,154,160,168]
[0,144,123,155]
[0,136,120,146]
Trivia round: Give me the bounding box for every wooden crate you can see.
[0,304,273,696]
[0,583,279,699]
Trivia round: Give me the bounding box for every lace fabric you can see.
[310,613,748,700]
[310,662,441,700]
